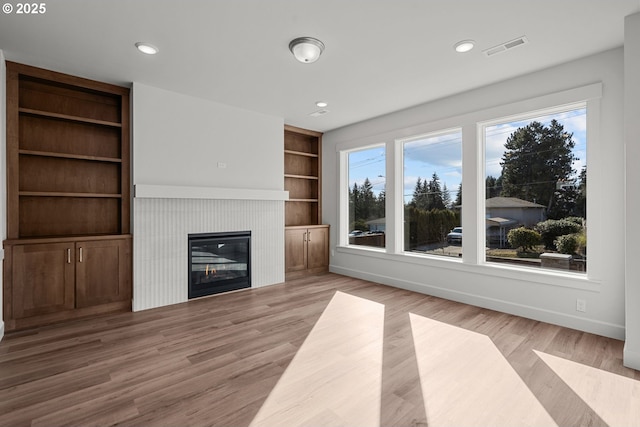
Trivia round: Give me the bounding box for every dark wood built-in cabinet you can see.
[284,125,329,278]
[285,225,329,276]
[3,62,132,331]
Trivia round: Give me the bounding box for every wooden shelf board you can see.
[284,149,319,158]
[19,149,122,163]
[19,107,122,128]
[284,174,319,180]
[19,191,122,198]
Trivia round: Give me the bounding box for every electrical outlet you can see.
[576,299,587,312]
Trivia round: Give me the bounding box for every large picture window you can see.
[484,106,587,273]
[402,130,462,257]
[348,146,386,248]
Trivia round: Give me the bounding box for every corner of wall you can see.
[0,50,6,342]
[624,11,640,371]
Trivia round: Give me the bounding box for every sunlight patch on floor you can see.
[535,350,640,427]
[409,313,557,427]
[249,291,385,427]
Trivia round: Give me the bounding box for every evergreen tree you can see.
[411,177,429,210]
[360,178,375,220]
[485,175,502,199]
[428,172,445,210]
[375,189,386,219]
[442,183,452,209]
[500,120,576,212]
[349,182,361,225]
[454,183,462,207]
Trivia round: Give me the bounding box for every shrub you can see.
[535,219,583,249]
[565,217,584,226]
[507,227,541,252]
[555,234,579,254]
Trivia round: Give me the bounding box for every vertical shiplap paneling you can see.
[133,198,285,311]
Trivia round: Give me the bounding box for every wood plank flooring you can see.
[0,273,638,426]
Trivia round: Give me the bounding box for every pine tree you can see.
[429,172,445,210]
[500,120,576,211]
[454,183,462,207]
[442,183,452,209]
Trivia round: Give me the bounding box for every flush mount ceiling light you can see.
[135,42,159,55]
[289,37,325,63]
[454,40,475,53]
[316,101,328,108]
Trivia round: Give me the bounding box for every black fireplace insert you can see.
[188,231,251,299]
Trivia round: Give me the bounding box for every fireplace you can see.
[188,231,251,299]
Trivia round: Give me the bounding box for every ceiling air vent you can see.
[310,109,329,117]
[483,36,528,57]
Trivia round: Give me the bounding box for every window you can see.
[402,130,462,257]
[348,146,386,248]
[483,106,587,273]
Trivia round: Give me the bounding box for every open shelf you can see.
[19,149,122,163]
[284,125,323,227]
[19,108,122,128]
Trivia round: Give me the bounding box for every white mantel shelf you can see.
[134,184,289,201]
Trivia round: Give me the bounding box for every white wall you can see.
[0,51,6,340]
[624,12,640,370]
[323,48,626,340]
[132,82,283,191]
[131,83,286,311]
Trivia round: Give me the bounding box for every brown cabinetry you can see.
[284,125,329,278]
[285,225,329,277]
[3,62,131,331]
[5,237,131,330]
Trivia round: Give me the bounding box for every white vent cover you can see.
[310,109,330,117]
[483,36,528,57]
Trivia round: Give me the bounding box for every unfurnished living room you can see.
[1,1,640,426]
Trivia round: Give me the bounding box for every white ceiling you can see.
[1,0,639,132]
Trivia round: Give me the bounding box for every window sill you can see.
[335,245,601,292]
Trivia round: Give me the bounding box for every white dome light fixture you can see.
[454,40,475,53]
[316,101,328,108]
[289,37,325,63]
[135,42,159,55]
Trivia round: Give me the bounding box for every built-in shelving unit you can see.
[3,62,132,331]
[284,125,328,278]
[284,125,322,227]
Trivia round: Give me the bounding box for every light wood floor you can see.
[1,273,638,426]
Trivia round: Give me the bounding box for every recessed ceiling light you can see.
[454,40,475,53]
[316,101,328,108]
[135,42,159,55]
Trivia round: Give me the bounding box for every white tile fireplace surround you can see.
[132,185,286,311]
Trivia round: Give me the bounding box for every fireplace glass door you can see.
[188,231,251,299]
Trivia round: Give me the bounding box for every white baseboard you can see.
[0,320,4,342]
[623,344,640,370]
[330,265,625,340]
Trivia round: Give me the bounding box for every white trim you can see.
[335,82,602,279]
[623,344,640,371]
[330,263,623,340]
[134,184,288,201]
[335,244,601,291]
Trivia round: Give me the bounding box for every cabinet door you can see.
[12,242,75,319]
[285,228,308,272]
[75,238,131,308]
[307,227,329,270]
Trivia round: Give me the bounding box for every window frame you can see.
[479,102,588,272]
[340,143,387,250]
[335,83,602,287]
[398,127,463,260]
